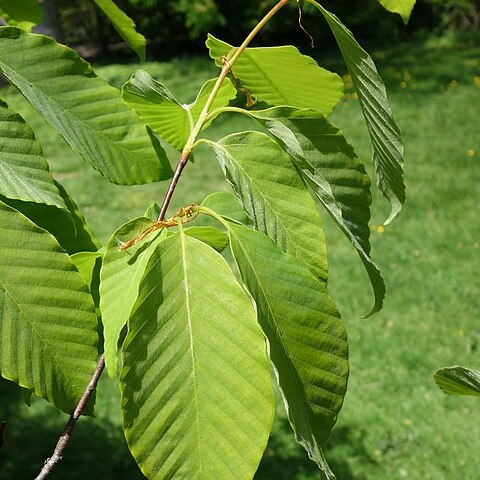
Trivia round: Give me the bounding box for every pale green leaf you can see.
[201,192,251,225]
[123,70,236,151]
[71,251,102,309]
[0,200,98,414]
[205,131,328,283]
[0,0,42,31]
[120,230,274,480]
[308,2,405,223]
[184,226,228,252]
[1,181,101,254]
[378,0,416,24]
[246,106,384,315]
[100,217,166,377]
[0,99,65,208]
[92,0,146,61]
[227,223,348,479]
[0,27,172,185]
[206,34,343,116]
[434,366,480,397]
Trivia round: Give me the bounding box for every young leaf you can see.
[244,106,385,315]
[71,251,102,309]
[378,0,416,24]
[120,231,274,480]
[201,192,251,225]
[205,131,328,283]
[144,201,161,221]
[0,99,65,209]
[184,226,229,252]
[100,217,166,377]
[92,0,146,61]
[123,70,236,151]
[434,366,480,397]
[1,181,101,254]
[206,34,344,116]
[0,0,42,32]
[227,223,348,479]
[308,2,405,224]
[0,27,173,185]
[0,201,98,414]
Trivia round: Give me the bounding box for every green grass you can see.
[1,42,480,480]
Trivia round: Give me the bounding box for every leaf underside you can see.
[378,0,416,24]
[0,27,172,185]
[0,201,98,414]
[311,3,405,223]
[434,366,480,397]
[121,231,274,479]
[123,70,236,151]
[206,34,344,116]
[246,106,385,316]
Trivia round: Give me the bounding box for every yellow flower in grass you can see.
[467,149,475,157]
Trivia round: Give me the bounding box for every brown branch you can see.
[34,355,105,480]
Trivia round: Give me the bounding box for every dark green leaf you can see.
[0,27,172,185]
[434,366,480,397]
[0,0,42,31]
[308,2,405,223]
[92,0,146,61]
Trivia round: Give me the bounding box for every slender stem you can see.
[158,0,291,221]
[35,2,292,478]
[34,355,105,480]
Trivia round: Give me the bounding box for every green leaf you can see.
[434,366,480,397]
[205,131,328,283]
[378,0,416,24]
[0,27,172,185]
[92,0,146,61]
[308,2,405,223]
[1,181,101,254]
[0,98,65,208]
[227,223,348,479]
[0,0,42,31]
[0,200,98,414]
[100,217,166,377]
[201,192,251,225]
[206,34,344,116]
[123,70,236,151]
[184,226,229,252]
[71,251,102,309]
[120,230,274,480]
[245,106,384,315]
[144,201,161,221]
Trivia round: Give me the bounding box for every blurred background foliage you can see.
[40,0,480,59]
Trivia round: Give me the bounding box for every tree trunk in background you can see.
[35,0,64,42]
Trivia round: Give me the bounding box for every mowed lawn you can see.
[0,42,479,480]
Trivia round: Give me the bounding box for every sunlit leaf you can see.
[184,226,229,252]
[123,70,236,150]
[226,223,348,479]
[207,34,343,116]
[0,200,98,414]
[378,0,416,24]
[205,131,328,282]
[121,230,274,479]
[0,27,172,185]
[100,217,166,377]
[308,2,405,223]
[245,106,384,315]
[201,192,251,225]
